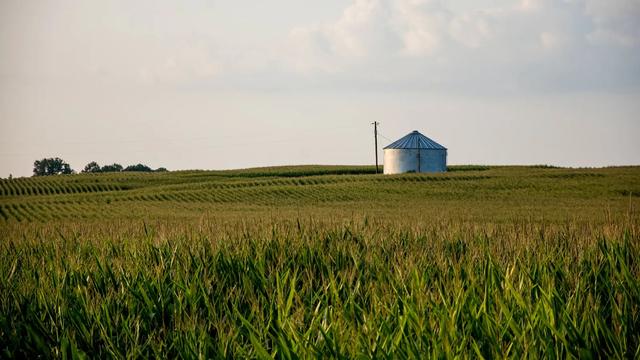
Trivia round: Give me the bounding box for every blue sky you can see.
[1,0,639,176]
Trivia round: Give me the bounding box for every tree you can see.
[100,164,123,172]
[155,167,168,172]
[123,164,153,172]
[33,157,74,176]
[82,161,101,173]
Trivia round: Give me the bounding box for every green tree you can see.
[123,164,153,172]
[82,161,101,173]
[100,164,123,172]
[33,157,74,176]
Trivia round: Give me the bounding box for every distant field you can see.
[1,166,639,358]
[0,165,637,223]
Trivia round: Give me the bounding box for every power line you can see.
[377,132,394,143]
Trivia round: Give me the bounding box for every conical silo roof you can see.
[383,130,447,150]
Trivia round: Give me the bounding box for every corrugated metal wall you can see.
[384,149,447,174]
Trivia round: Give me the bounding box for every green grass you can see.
[1,165,639,358]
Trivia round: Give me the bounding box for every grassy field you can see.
[1,165,639,358]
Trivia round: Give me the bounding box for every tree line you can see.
[32,158,167,176]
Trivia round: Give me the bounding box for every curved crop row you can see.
[142,173,492,197]
[6,204,25,222]
[542,173,605,179]
[0,179,129,197]
[20,203,45,222]
[0,172,502,222]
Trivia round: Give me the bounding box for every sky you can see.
[0,0,639,177]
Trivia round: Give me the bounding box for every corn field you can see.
[1,166,639,358]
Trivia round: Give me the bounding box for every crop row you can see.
[0,174,513,222]
[1,173,492,199]
[156,174,493,194]
[0,201,124,222]
[143,184,367,204]
[99,186,354,206]
[542,173,605,179]
[0,179,126,197]
[0,184,368,222]
[0,203,63,222]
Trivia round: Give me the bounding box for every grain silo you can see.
[383,130,447,174]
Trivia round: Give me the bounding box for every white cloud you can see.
[540,31,569,50]
[3,0,637,94]
[394,0,452,56]
[449,12,492,49]
[586,0,640,47]
[286,0,400,72]
[280,0,640,92]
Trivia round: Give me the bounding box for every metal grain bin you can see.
[383,130,447,174]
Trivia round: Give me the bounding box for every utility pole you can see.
[372,121,379,174]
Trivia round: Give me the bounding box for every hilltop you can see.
[1,165,638,223]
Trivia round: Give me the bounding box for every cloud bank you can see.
[1,0,639,94]
[283,0,640,93]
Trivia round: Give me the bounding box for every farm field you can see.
[1,165,639,358]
